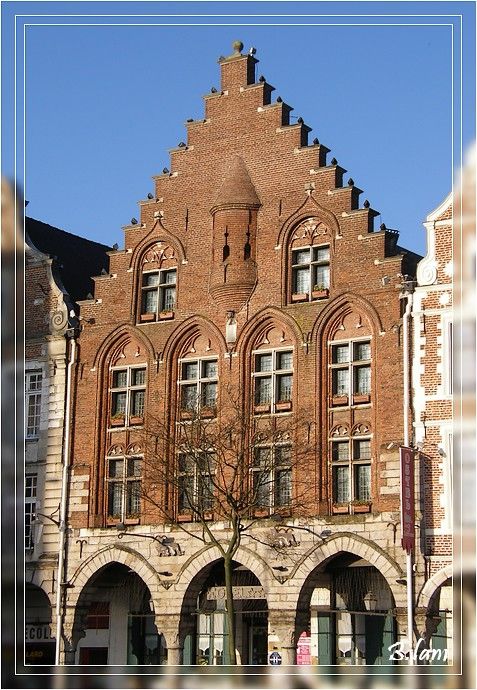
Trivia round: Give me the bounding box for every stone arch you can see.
[291,532,405,610]
[417,565,453,609]
[311,292,384,345]
[161,315,227,367]
[236,306,303,355]
[91,324,156,371]
[67,545,162,613]
[128,220,186,273]
[277,195,341,249]
[27,574,56,611]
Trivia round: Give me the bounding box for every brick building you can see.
[411,194,453,662]
[25,218,110,665]
[57,42,426,667]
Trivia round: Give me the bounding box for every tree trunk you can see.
[223,555,237,665]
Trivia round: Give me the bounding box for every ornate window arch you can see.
[137,241,178,323]
[288,217,333,305]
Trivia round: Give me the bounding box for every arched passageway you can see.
[25,584,55,665]
[72,562,166,665]
[296,552,397,666]
[179,559,269,665]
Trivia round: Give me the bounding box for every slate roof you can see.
[26,217,111,303]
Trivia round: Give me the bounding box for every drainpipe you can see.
[55,332,76,666]
[401,286,414,664]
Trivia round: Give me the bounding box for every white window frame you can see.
[25,370,43,439]
[178,357,218,417]
[252,347,293,414]
[331,435,372,505]
[251,443,292,511]
[109,365,147,428]
[106,455,142,523]
[25,474,37,550]
[291,243,330,300]
[140,267,177,320]
[329,338,372,406]
[177,450,215,515]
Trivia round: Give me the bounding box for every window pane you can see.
[293,249,310,265]
[354,440,371,460]
[201,382,217,408]
[198,475,214,510]
[131,390,145,416]
[143,272,159,287]
[277,351,293,370]
[277,374,292,402]
[332,442,349,462]
[27,393,41,436]
[126,481,141,516]
[109,459,124,478]
[127,457,142,477]
[354,342,371,361]
[108,483,123,518]
[253,472,271,507]
[254,447,271,467]
[255,353,272,372]
[142,290,158,314]
[355,366,371,394]
[275,445,291,466]
[25,476,37,497]
[333,369,349,396]
[332,345,349,364]
[202,360,218,379]
[293,267,310,293]
[161,287,176,311]
[112,392,127,415]
[27,373,42,391]
[333,466,349,503]
[132,368,146,386]
[163,269,176,285]
[314,265,330,288]
[178,475,194,512]
[314,246,330,262]
[181,384,198,410]
[255,377,272,404]
[275,469,291,506]
[182,361,198,381]
[112,370,127,388]
[354,465,371,501]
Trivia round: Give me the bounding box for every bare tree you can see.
[137,389,312,665]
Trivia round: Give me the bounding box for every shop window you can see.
[25,371,42,439]
[109,366,146,427]
[177,451,215,515]
[252,444,292,511]
[253,349,293,414]
[106,455,142,523]
[140,268,176,322]
[291,245,330,302]
[25,474,37,550]
[330,340,371,406]
[179,358,218,418]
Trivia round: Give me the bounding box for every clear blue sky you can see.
[2,2,475,255]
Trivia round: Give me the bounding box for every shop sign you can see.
[400,446,415,553]
[206,586,266,600]
[25,624,52,641]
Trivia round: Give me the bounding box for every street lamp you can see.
[364,591,378,613]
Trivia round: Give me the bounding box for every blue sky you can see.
[2,2,475,255]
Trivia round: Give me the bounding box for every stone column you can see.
[268,610,296,666]
[155,614,182,666]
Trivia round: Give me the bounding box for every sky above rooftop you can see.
[3,2,475,255]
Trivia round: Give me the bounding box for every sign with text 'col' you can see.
[400,446,415,553]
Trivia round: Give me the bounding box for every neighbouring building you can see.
[412,194,454,663]
[25,217,110,665]
[57,42,429,667]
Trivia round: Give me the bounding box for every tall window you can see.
[253,349,293,413]
[252,444,292,510]
[25,475,37,549]
[330,340,371,405]
[109,366,146,427]
[291,245,330,300]
[106,455,142,522]
[140,269,176,321]
[25,371,42,439]
[178,451,215,514]
[331,437,371,505]
[179,358,218,417]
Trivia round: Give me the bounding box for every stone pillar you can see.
[268,610,296,666]
[155,614,182,666]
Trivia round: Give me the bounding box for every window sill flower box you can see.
[254,403,271,414]
[275,400,292,412]
[353,394,371,405]
[312,288,329,299]
[331,395,348,406]
[201,406,217,419]
[332,503,349,515]
[110,416,126,427]
[140,312,156,323]
[351,501,372,514]
[177,513,192,523]
[159,310,174,321]
[253,508,270,518]
[203,511,214,521]
[180,409,195,420]
[291,293,308,303]
[129,415,144,426]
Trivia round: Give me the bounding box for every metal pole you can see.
[55,335,76,666]
[402,291,414,665]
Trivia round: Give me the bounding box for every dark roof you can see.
[25,217,111,302]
